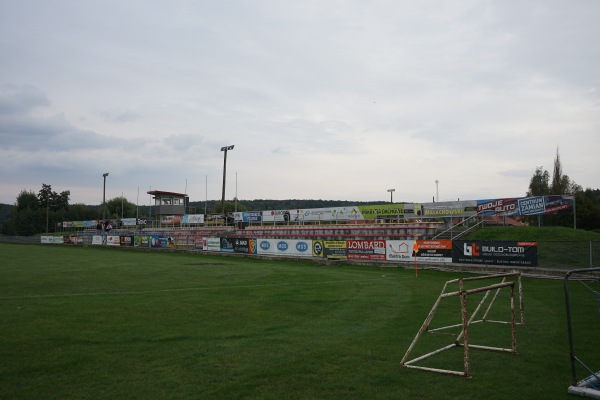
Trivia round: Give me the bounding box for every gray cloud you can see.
[0,0,598,205]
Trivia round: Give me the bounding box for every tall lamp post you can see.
[102,173,109,221]
[220,145,234,216]
[387,188,395,203]
[435,180,439,202]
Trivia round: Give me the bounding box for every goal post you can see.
[401,272,524,378]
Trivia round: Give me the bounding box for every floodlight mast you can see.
[102,173,109,221]
[220,145,234,218]
[388,188,395,203]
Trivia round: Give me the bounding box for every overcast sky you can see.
[1,0,598,207]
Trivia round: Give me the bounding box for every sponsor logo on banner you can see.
[120,236,134,246]
[221,237,235,252]
[476,198,519,216]
[386,240,415,261]
[234,238,254,254]
[182,214,204,224]
[256,239,313,257]
[107,235,121,246]
[453,240,537,267]
[296,241,309,253]
[203,237,221,251]
[313,240,324,257]
[518,197,545,215]
[135,236,150,247]
[347,240,386,260]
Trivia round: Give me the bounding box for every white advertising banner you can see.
[183,214,204,224]
[386,240,416,262]
[106,235,121,246]
[261,207,363,223]
[202,237,221,252]
[40,235,63,244]
[255,238,313,257]
[91,236,104,245]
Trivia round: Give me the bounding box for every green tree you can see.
[575,189,600,231]
[526,148,585,228]
[37,183,70,211]
[105,196,137,220]
[526,167,550,197]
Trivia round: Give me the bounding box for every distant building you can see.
[147,190,189,225]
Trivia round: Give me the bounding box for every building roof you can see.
[147,190,188,197]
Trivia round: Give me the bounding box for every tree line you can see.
[525,149,600,230]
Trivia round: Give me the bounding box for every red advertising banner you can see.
[347,240,386,260]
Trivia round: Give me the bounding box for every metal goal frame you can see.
[401,272,524,378]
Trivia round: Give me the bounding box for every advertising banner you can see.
[182,214,204,224]
[452,241,538,267]
[256,239,313,257]
[262,207,363,223]
[40,236,64,244]
[160,215,182,226]
[356,204,405,220]
[40,236,53,244]
[414,240,453,263]
[91,235,104,245]
[202,237,221,252]
[346,240,386,260]
[386,240,416,262]
[150,236,173,248]
[234,211,262,223]
[323,240,347,259]
[517,195,575,216]
[231,238,257,254]
[477,198,520,216]
[106,235,121,246]
[63,235,83,245]
[120,236,134,247]
[477,195,574,217]
[135,236,150,247]
[220,237,236,252]
[121,218,137,227]
[386,240,452,263]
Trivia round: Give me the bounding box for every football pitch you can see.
[0,243,598,399]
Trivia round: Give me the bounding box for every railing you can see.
[432,213,486,240]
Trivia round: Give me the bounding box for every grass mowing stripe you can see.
[0,276,398,300]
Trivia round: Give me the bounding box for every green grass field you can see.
[1,243,598,399]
